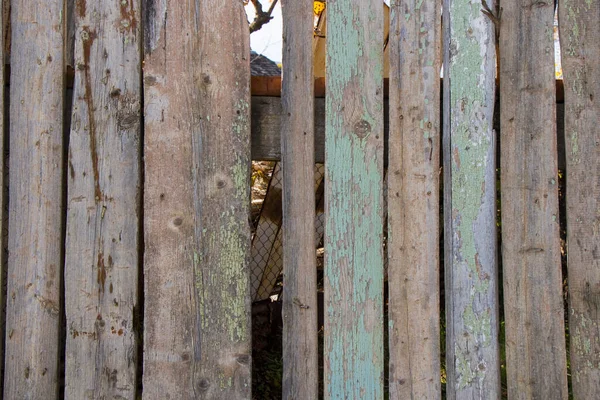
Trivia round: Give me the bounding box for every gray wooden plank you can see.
[559,0,600,396]
[442,0,500,398]
[499,1,568,398]
[4,0,65,398]
[281,4,319,390]
[64,1,141,398]
[387,0,442,398]
[143,0,252,398]
[324,0,385,398]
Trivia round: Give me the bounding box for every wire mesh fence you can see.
[250,163,326,302]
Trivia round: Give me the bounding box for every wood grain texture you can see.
[66,0,75,68]
[251,96,388,165]
[281,0,318,396]
[499,1,568,398]
[143,0,252,398]
[442,0,500,398]
[324,0,384,398]
[4,1,65,398]
[559,0,600,396]
[387,0,441,398]
[64,1,141,398]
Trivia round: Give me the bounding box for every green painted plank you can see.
[559,0,600,396]
[499,1,568,398]
[142,0,252,398]
[324,0,384,398]
[442,0,500,398]
[387,0,442,397]
[4,1,65,398]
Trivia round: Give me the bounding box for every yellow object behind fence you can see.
[314,1,326,16]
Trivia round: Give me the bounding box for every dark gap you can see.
[58,82,74,400]
[493,82,507,399]
[136,4,146,398]
[556,100,572,399]
[0,60,10,395]
[439,84,446,399]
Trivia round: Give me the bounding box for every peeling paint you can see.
[325,0,384,398]
[445,0,499,397]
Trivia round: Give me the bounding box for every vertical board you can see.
[324,0,384,398]
[500,1,569,398]
[143,0,252,398]
[442,0,500,398]
[559,0,600,396]
[387,0,441,398]
[4,0,65,398]
[64,1,141,399]
[281,0,318,397]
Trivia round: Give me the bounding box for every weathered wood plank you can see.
[387,0,441,398]
[499,1,568,398]
[324,0,384,398]
[143,0,252,398]
[4,0,65,398]
[64,1,141,399]
[442,0,500,398]
[280,0,320,381]
[559,0,600,396]
[281,3,318,389]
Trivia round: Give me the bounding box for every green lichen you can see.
[463,303,492,347]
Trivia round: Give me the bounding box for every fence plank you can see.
[281,0,318,394]
[442,0,500,397]
[143,0,252,398]
[324,0,384,398]
[63,1,141,398]
[4,1,64,398]
[387,0,441,397]
[499,2,569,398]
[559,0,600,396]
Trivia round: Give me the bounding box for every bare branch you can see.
[249,0,279,33]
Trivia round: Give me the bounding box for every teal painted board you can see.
[442,0,500,398]
[559,0,600,397]
[324,0,385,398]
[387,0,442,398]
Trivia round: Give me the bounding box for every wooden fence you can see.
[0,0,597,399]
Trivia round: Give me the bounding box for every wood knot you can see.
[197,378,210,392]
[353,120,371,139]
[235,354,251,365]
